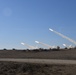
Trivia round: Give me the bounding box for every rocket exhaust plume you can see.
[35,41,39,44]
[63,43,73,49]
[35,41,51,48]
[21,42,38,49]
[49,28,76,45]
[63,44,67,47]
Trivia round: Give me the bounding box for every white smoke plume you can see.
[35,41,51,48]
[21,42,37,49]
[49,28,76,45]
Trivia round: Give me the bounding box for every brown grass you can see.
[0,49,76,60]
[0,61,76,75]
[0,49,76,75]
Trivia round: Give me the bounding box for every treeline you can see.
[2,46,76,51]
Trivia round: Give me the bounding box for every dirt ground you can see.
[0,49,76,75]
[0,61,76,75]
[0,49,76,60]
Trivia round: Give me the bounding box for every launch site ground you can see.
[0,61,76,75]
[0,49,76,75]
[0,49,76,60]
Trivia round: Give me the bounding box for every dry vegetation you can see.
[0,49,76,75]
[0,61,76,75]
[0,48,76,60]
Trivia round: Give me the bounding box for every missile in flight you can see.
[21,42,38,49]
[49,28,76,45]
[35,41,52,49]
[49,28,54,31]
[63,43,73,49]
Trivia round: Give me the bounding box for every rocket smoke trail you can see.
[49,28,76,45]
[35,41,51,48]
[21,42,37,49]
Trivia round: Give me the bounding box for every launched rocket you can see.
[21,42,38,49]
[49,28,76,45]
[35,41,52,49]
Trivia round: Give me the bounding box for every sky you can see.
[0,0,76,49]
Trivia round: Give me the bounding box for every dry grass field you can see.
[0,49,76,60]
[0,61,76,75]
[0,49,76,75]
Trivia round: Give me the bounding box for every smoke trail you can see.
[21,42,37,49]
[63,44,73,48]
[39,42,51,48]
[35,41,51,48]
[49,28,76,45]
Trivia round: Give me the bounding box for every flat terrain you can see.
[0,61,76,75]
[0,58,76,64]
[0,49,76,75]
[0,49,76,60]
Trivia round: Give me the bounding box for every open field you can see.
[0,49,76,60]
[0,49,76,75]
[0,58,76,65]
[0,61,76,75]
